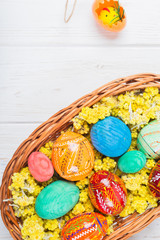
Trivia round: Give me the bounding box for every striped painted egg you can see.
[52,132,94,181]
[89,170,127,215]
[137,120,160,159]
[61,212,108,240]
[148,160,160,198]
[91,116,131,157]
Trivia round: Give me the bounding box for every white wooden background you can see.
[0,0,160,239]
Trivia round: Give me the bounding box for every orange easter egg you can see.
[61,212,109,240]
[52,132,94,181]
[92,0,126,32]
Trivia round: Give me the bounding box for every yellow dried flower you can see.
[11,173,25,190]
[44,219,59,231]
[14,193,35,207]
[94,159,103,171]
[83,199,94,212]
[122,174,142,191]
[21,214,44,240]
[39,147,52,159]
[79,189,89,203]
[72,203,85,215]
[119,193,135,217]
[76,178,89,189]
[132,196,148,214]
[106,215,115,226]
[102,157,117,171]
[106,225,114,235]
[146,159,156,169]
[72,117,90,134]
[145,87,159,96]
[46,230,61,240]
[41,176,58,188]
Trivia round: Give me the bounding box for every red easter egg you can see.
[148,160,160,198]
[89,170,127,215]
[28,152,54,182]
[61,212,109,240]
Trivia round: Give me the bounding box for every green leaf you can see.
[111,1,125,23]
[109,15,120,24]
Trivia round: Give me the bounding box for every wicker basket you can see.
[1,73,160,240]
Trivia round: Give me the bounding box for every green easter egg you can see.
[137,120,160,159]
[118,150,146,173]
[35,180,79,219]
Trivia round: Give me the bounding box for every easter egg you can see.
[92,0,126,32]
[28,152,54,182]
[90,116,131,157]
[52,132,94,181]
[61,212,109,240]
[35,180,79,219]
[148,160,160,198]
[118,150,146,173]
[89,170,127,215]
[137,120,160,159]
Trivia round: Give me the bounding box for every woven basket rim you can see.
[1,73,160,240]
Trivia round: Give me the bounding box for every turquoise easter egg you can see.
[91,116,131,157]
[137,120,160,159]
[118,150,146,173]
[35,180,79,219]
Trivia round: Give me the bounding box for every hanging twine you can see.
[64,0,77,23]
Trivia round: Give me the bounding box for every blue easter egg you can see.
[90,116,131,157]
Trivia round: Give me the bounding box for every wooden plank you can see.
[0,46,160,123]
[0,0,160,46]
[0,123,39,184]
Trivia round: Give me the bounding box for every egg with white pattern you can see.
[89,170,127,215]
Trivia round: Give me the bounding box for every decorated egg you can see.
[52,132,94,181]
[28,152,54,182]
[137,120,160,159]
[89,170,127,215]
[92,0,126,32]
[148,160,160,198]
[91,116,131,157]
[35,180,79,219]
[118,150,146,173]
[61,212,109,240]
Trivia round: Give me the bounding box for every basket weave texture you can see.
[1,73,160,240]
